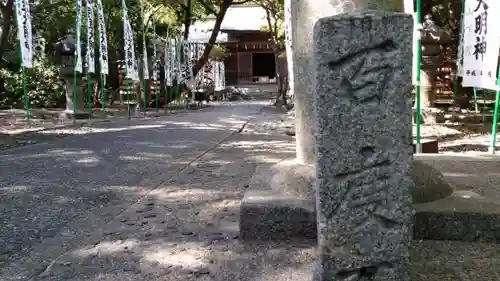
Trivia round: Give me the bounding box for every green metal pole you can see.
[73,68,78,124]
[21,68,29,123]
[143,66,147,116]
[87,74,92,118]
[473,87,479,112]
[488,66,500,154]
[100,74,106,111]
[415,0,422,153]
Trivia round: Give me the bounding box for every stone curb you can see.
[240,184,500,243]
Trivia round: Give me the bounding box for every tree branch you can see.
[145,6,164,28]
[196,0,216,15]
[232,0,254,4]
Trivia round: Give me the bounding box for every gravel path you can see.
[3,103,500,280]
[0,101,271,281]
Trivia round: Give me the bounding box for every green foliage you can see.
[0,58,64,109]
[257,0,285,45]
[209,44,230,61]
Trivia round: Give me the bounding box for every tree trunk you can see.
[273,49,287,107]
[0,0,14,59]
[182,0,192,41]
[192,0,231,78]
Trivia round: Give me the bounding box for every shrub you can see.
[0,58,65,109]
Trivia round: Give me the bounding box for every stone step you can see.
[235,239,500,281]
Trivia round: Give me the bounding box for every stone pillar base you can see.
[239,158,500,243]
[239,158,317,241]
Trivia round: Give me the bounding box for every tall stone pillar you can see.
[291,0,404,165]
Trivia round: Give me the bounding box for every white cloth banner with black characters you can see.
[75,0,83,72]
[142,37,149,79]
[96,0,108,75]
[462,0,500,90]
[85,0,95,73]
[152,17,158,81]
[164,39,169,85]
[122,0,138,80]
[14,0,33,68]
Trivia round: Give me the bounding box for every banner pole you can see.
[100,74,106,111]
[153,19,158,112]
[488,68,500,154]
[13,2,30,125]
[21,67,30,124]
[414,0,422,153]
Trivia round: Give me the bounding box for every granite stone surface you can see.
[313,11,414,281]
[240,159,317,241]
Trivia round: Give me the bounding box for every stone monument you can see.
[54,33,89,119]
[313,11,413,280]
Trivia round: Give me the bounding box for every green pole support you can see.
[87,74,92,118]
[72,70,78,124]
[489,66,500,154]
[143,78,147,115]
[473,87,479,112]
[415,0,422,153]
[100,74,106,111]
[22,68,29,123]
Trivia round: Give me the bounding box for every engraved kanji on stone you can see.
[328,40,397,105]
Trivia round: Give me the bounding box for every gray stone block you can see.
[313,12,414,281]
[239,159,317,241]
[410,160,453,203]
[414,190,500,242]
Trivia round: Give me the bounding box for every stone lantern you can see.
[54,33,89,119]
[419,14,451,123]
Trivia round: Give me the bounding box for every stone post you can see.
[313,11,413,280]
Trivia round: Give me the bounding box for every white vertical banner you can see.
[85,0,95,73]
[283,0,294,94]
[75,0,83,72]
[457,7,465,77]
[152,17,158,81]
[176,38,182,82]
[462,0,500,90]
[142,38,149,79]
[14,0,33,68]
[122,0,138,80]
[164,39,170,85]
[214,61,221,91]
[96,0,108,75]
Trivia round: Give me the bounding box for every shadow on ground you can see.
[0,105,312,281]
